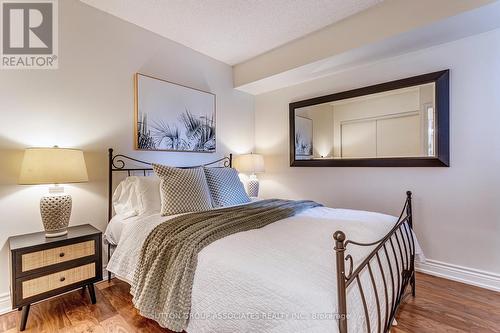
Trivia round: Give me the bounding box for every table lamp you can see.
[19,147,88,237]
[235,153,265,197]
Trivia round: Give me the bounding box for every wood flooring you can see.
[0,272,499,332]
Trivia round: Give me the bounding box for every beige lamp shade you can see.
[19,147,89,185]
[234,153,265,174]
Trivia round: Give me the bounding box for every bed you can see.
[105,149,422,333]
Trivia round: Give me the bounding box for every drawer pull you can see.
[60,277,65,282]
[59,252,65,257]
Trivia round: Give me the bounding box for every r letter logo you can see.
[1,0,58,69]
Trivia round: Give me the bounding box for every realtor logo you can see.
[1,0,58,69]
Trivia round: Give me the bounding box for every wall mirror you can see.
[290,70,449,167]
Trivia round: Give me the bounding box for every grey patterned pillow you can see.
[153,164,213,215]
[204,167,250,208]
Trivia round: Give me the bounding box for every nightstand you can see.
[8,224,102,331]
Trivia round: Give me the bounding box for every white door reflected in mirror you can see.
[294,83,436,160]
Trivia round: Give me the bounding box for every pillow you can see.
[131,175,161,215]
[112,177,140,218]
[112,176,161,218]
[153,164,213,215]
[204,167,250,207]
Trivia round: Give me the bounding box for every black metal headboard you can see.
[108,148,232,221]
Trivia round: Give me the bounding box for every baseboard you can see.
[0,292,11,315]
[416,259,500,292]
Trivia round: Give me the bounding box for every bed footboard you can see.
[334,191,415,333]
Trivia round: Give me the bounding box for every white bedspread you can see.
[107,205,424,333]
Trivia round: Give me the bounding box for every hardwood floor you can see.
[0,272,498,332]
[393,273,500,333]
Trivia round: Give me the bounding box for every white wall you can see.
[255,29,500,280]
[0,0,254,307]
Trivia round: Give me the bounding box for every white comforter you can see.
[107,204,424,333]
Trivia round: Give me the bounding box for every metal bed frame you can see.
[334,191,415,333]
[106,148,414,333]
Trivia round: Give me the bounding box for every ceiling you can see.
[79,0,382,65]
[234,0,500,94]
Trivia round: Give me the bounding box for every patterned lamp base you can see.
[40,194,72,237]
[247,175,260,198]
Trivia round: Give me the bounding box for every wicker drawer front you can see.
[21,240,95,272]
[22,263,96,299]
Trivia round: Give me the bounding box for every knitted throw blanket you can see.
[130,199,322,332]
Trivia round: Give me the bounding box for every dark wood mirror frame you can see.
[289,70,450,167]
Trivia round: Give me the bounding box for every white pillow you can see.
[112,176,161,218]
[112,177,140,218]
[132,175,161,215]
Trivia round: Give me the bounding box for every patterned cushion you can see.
[204,167,250,207]
[153,164,213,215]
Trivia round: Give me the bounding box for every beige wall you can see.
[255,29,500,277]
[0,0,254,308]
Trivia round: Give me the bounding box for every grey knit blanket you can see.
[130,199,322,332]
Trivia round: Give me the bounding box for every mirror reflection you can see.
[295,83,436,160]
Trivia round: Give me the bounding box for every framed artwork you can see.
[134,73,216,152]
[295,116,313,158]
